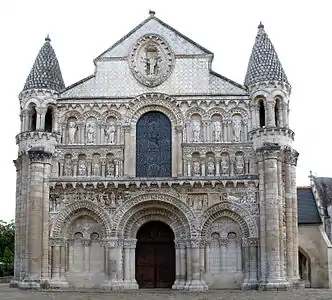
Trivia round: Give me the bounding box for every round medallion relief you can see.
[128,34,175,87]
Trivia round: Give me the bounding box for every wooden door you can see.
[135,221,175,288]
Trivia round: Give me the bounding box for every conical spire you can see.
[244,22,289,86]
[23,35,65,92]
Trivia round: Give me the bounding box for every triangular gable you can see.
[95,15,212,60]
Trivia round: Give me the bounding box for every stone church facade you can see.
[13,12,301,290]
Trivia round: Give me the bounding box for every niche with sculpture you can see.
[106,153,115,177]
[105,117,116,144]
[192,152,201,176]
[220,153,230,176]
[86,117,97,144]
[234,152,245,175]
[206,152,215,176]
[232,114,243,143]
[68,117,77,144]
[191,114,202,143]
[77,154,88,177]
[64,154,73,177]
[92,154,101,177]
[211,114,223,142]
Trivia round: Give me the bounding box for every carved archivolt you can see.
[82,110,102,122]
[113,193,196,237]
[199,201,258,238]
[50,200,112,239]
[126,93,184,125]
[60,110,83,124]
[101,110,122,121]
[185,107,207,119]
[121,204,188,240]
[229,108,249,121]
[206,107,228,119]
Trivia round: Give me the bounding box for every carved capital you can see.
[28,148,52,163]
[123,124,131,133]
[247,237,259,247]
[124,238,137,249]
[190,239,201,249]
[82,239,91,246]
[175,125,183,134]
[13,157,22,171]
[257,143,280,160]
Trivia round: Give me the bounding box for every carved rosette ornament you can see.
[128,34,175,87]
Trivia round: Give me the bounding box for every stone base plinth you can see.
[18,279,41,289]
[241,280,259,290]
[49,279,69,289]
[185,279,208,292]
[172,279,186,290]
[9,280,19,288]
[259,280,290,290]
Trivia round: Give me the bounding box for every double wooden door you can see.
[135,221,175,288]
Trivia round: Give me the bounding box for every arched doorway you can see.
[299,249,311,287]
[135,221,175,288]
[136,111,172,177]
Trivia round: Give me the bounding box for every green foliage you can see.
[0,220,14,276]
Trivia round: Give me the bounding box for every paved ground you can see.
[2,284,332,300]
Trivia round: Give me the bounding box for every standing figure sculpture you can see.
[213,120,222,142]
[64,156,72,176]
[221,155,229,175]
[68,121,77,144]
[92,159,100,176]
[78,159,87,176]
[105,124,116,144]
[86,122,95,144]
[193,160,200,176]
[232,117,242,142]
[207,159,215,176]
[235,154,244,175]
[192,120,201,143]
[106,159,115,177]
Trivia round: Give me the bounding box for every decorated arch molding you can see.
[206,107,228,119]
[82,110,102,122]
[185,106,207,119]
[199,201,258,239]
[60,110,83,124]
[122,205,188,240]
[101,110,122,121]
[113,193,196,237]
[50,200,112,239]
[126,93,184,125]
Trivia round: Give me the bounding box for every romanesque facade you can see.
[13,12,300,290]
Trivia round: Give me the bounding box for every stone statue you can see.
[92,160,100,176]
[68,122,76,144]
[106,159,115,177]
[221,155,229,175]
[78,160,87,176]
[86,122,95,144]
[105,124,116,144]
[64,157,72,176]
[192,120,201,143]
[207,159,215,176]
[193,160,200,176]
[212,120,222,142]
[232,118,242,142]
[235,155,244,175]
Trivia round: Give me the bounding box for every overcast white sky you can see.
[0,0,331,222]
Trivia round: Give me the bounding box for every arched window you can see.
[30,105,37,131]
[136,111,172,177]
[259,100,265,128]
[275,99,281,127]
[45,107,53,132]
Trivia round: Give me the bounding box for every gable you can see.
[96,16,212,60]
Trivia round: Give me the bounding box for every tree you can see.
[0,220,14,276]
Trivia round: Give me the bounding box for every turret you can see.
[245,23,300,289]
[245,22,293,150]
[13,36,65,288]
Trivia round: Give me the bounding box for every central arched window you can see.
[136,111,172,177]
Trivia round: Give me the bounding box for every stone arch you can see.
[113,193,196,238]
[101,110,122,122]
[229,108,249,122]
[122,204,188,240]
[298,246,312,287]
[50,200,112,239]
[206,107,228,119]
[199,201,258,239]
[185,106,207,119]
[61,110,83,124]
[24,98,40,110]
[126,93,184,125]
[82,110,102,122]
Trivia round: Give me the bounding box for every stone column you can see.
[19,148,52,289]
[103,238,122,290]
[123,239,138,290]
[241,238,250,287]
[291,150,300,283]
[175,125,183,176]
[205,242,210,274]
[51,244,61,281]
[201,155,206,176]
[184,241,192,289]
[187,157,191,176]
[247,238,258,289]
[83,239,90,272]
[123,125,132,177]
[258,144,288,289]
[266,99,276,127]
[215,157,220,176]
[172,241,181,289]
[188,239,207,291]
[11,157,22,286]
